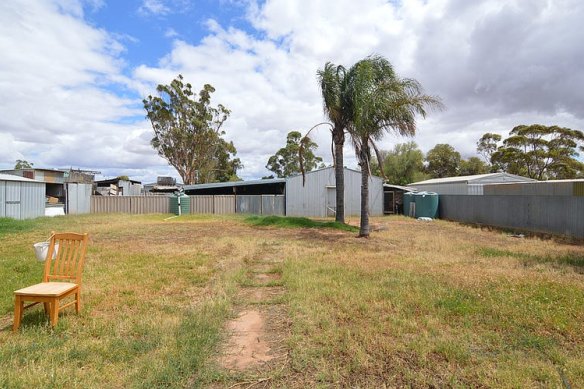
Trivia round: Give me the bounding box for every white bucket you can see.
[33,242,59,262]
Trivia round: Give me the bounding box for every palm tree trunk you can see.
[333,126,345,223]
[359,143,370,237]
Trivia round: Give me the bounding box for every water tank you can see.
[169,193,190,215]
[413,192,439,218]
[403,192,415,217]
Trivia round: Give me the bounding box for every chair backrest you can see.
[42,232,89,284]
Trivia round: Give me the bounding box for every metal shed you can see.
[409,173,535,195]
[0,173,46,220]
[285,167,383,218]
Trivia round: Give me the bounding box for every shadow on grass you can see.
[244,215,358,232]
[478,247,584,273]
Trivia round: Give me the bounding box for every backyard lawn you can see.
[0,213,583,388]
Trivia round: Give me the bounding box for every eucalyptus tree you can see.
[344,56,443,237]
[317,63,350,223]
[490,124,584,180]
[266,131,324,178]
[143,74,239,185]
[425,143,461,178]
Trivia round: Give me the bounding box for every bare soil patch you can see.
[220,310,273,370]
[219,305,288,371]
[252,273,282,283]
[239,286,286,304]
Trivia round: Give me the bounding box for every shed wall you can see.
[0,181,4,217]
[285,168,383,217]
[20,182,46,219]
[0,179,45,220]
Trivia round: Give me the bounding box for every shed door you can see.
[384,191,395,214]
[326,187,336,217]
[5,181,21,219]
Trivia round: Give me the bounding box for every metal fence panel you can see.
[213,195,235,214]
[130,196,170,214]
[90,196,169,214]
[237,195,262,214]
[440,195,584,238]
[88,194,286,216]
[68,183,92,214]
[262,195,285,215]
[91,196,131,213]
[190,195,214,213]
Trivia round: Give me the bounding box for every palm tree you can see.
[344,55,443,237]
[317,63,349,223]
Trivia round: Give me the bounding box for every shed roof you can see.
[183,178,285,191]
[95,178,142,185]
[0,173,44,183]
[383,184,416,191]
[409,173,535,186]
[0,168,67,173]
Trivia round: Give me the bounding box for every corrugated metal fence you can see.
[236,195,285,215]
[440,195,584,238]
[91,196,170,214]
[68,183,92,214]
[90,195,284,216]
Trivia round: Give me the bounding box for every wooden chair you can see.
[13,232,89,331]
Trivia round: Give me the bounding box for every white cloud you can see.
[2,0,583,184]
[138,0,170,16]
[0,0,175,182]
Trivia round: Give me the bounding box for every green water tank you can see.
[403,192,415,217]
[413,192,439,218]
[169,194,190,215]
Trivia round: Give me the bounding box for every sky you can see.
[1,0,583,183]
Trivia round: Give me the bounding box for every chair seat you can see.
[14,282,78,297]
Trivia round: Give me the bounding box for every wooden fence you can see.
[90,195,284,216]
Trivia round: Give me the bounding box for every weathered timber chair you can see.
[13,232,89,331]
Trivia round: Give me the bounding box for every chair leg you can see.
[50,298,59,327]
[13,296,23,332]
[75,291,81,314]
[44,302,50,315]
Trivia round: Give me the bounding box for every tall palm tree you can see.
[317,63,349,223]
[344,55,443,237]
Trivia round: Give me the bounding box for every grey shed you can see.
[0,173,46,220]
[285,167,383,217]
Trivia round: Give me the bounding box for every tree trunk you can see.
[333,126,345,223]
[359,144,370,237]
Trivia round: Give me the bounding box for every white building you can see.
[409,173,535,195]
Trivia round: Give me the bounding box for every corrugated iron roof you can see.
[409,173,535,186]
[0,173,44,183]
[183,178,285,191]
[383,184,416,191]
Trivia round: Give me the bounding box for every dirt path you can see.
[216,246,289,385]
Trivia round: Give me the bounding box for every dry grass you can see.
[0,214,583,387]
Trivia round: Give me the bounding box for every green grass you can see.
[1,214,583,387]
[478,247,584,272]
[244,215,358,232]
